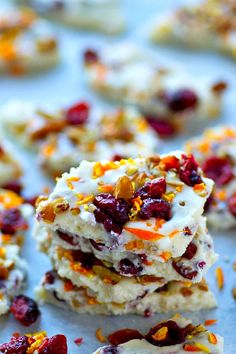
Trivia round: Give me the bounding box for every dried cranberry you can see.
[182,242,197,260]
[166,89,198,112]
[71,249,101,269]
[198,261,206,269]
[94,209,123,235]
[183,226,192,236]
[204,195,214,212]
[172,261,198,280]
[66,102,90,126]
[179,154,202,186]
[112,154,125,161]
[90,239,105,251]
[139,198,171,220]
[146,116,176,138]
[102,346,119,354]
[144,309,152,317]
[145,320,191,346]
[37,335,68,354]
[83,49,99,64]
[93,193,130,234]
[228,193,236,217]
[202,156,233,186]
[43,271,56,285]
[119,258,143,276]
[0,208,27,235]
[108,329,143,345]
[134,178,166,200]
[0,336,29,354]
[10,295,40,326]
[23,195,38,208]
[2,181,22,194]
[57,230,79,246]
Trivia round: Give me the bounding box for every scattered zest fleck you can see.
[74,337,83,346]
[208,332,218,345]
[204,319,217,326]
[96,328,107,343]
[215,267,224,289]
[152,326,168,341]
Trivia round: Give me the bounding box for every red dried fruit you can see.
[139,198,171,220]
[10,295,40,326]
[0,336,29,354]
[90,239,105,251]
[179,154,202,186]
[23,195,39,207]
[144,309,152,317]
[37,334,68,354]
[83,49,99,64]
[93,193,130,234]
[119,258,143,276]
[146,116,176,138]
[134,178,166,200]
[228,193,236,217]
[43,270,56,285]
[166,89,198,112]
[202,156,233,186]
[108,329,143,345]
[145,320,191,346]
[0,208,27,235]
[71,249,102,269]
[57,230,79,246]
[182,242,197,260]
[66,102,90,126]
[172,261,198,280]
[2,181,22,195]
[112,154,125,161]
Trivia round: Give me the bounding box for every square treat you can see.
[36,153,213,266]
[35,217,217,289]
[0,101,159,177]
[18,0,125,34]
[185,126,236,229]
[0,5,59,75]
[83,43,226,135]
[149,0,236,59]
[0,189,33,314]
[36,272,216,315]
[94,315,223,354]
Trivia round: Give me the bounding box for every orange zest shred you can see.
[125,240,144,250]
[64,280,74,292]
[66,177,80,190]
[124,227,164,241]
[215,267,224,289]
[41,144,56,157]
[95,328,107,343]
[159,251,172,262]
[98,184,114,193]
[183,342,210,352]
[76,194,94,205]
[92,161,119,178]
[169,229,180,238]
[208,332,218,345]
[204,319,217,326]
[152,326,168,341]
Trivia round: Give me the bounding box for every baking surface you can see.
[0,0,236,352]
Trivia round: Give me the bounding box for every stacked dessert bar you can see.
[35,151,217,315]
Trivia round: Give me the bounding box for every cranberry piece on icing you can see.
[179,154,202,186]
[202,156,233,186]
[90,239,105,251]
[112,154,126,161]
[43,271,56,285]
[134,178,166,200]
[119,258,143,276]
[166,89,198,112]
[145,320,191,346]
[146,116,176,138]
[10,295,40,326]
[139,198,171,221]
[172,261,198,280]
[83,49,99,64]
[0,336,29,354]
[66,102,90,126]
[108,329,143,346]
[182,242,197,260]
[0,208,27,235]
[37,335,68,354]
[228,193,236,217]
[57,230,79,246]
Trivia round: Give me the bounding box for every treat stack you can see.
[34,151,217,315]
